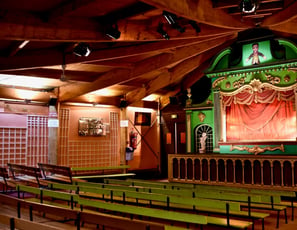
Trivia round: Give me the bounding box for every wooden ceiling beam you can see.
[229,2,283,15]
[140,0,253,29]
[269,18,297,35]
[150,38,237,108]
[0,87,56,102]
[47,0,97,20]
[261,0,297,26]
[213,0,282,9]
[58,34,235,102]
[0,33,236,71]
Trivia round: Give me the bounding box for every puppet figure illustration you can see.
[246,43,266,65]
[200,132,207,153]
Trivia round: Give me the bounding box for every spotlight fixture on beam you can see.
[162,11,185,33]
[73,43,91,57]
[189,20,200,33]
[106,24,121,40]
[239,0,259,13]
[157,23,170,40]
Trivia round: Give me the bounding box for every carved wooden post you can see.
[242,160,245,185]
[271,161,274,186]
[292,161,295,187]
[260,161,264,185]
[281,161,284,187]
[232,160,235,183]
[216,158,219,182]
[224,160,228,183]
[200,158,203,182]
[251,161,254,185]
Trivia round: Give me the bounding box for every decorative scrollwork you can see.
[233,77,246,89]
[230,144,284,155]
[212,76,226,88]
[264,74,281,84]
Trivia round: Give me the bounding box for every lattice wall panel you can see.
[59,111,119,167]
[27,116,48,166]
[58,109,69,165]
[0,128,27,167]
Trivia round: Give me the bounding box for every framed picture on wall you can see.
[134,112,151,126]
[78,117,106,136]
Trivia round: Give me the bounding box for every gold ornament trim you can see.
[230,144,285,155]
[221,79,297,96]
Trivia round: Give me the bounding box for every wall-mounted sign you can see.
[48,118,59,127]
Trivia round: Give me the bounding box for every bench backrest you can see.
[79,197,208,226]
[0,167,9,179]
[38,163,72,183]
[50,182,241,212]
[7,163,42,179]
[17,184,79,207]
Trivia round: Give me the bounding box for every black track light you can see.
[73,43,91,57]
[240,0,259,13]
[163,11,177,25]
[106,24,121,40]
[163,11,185,33]
[157,23,170,40]
[189,20,201,33]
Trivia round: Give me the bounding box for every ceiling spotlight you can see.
[73,43,91,57]
[157,23,170,40]
[189,20,201,33]
[240,0,259,13]
[163,11,185,33]
[106,24,121,40]
[163,11,177,25]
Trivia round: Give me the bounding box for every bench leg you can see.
[276,210,280,228]
[284,209,287,224]
[262,218,264,230]
[291,199,294,221]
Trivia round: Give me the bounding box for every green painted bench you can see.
[13,185,188,230]
[126,178,296,222]
[50,182,256,229]
[104,178,287,228]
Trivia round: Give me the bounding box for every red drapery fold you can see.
[224,89,296,141]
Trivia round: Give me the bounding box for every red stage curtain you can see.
[224,89,296,141]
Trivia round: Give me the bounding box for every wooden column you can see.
[281,161,284,186]
[120,108,128,170]
[186,112,192,153]
[48,101,59,165]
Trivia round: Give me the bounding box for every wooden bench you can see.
[11,185,188,230]
[7,163,47,188]
[0,192,79,229]
[38,163,74,184]
[50,182,255,229]
[0,213,65,230]
[0,167,16,193]
[71,165,135,180]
